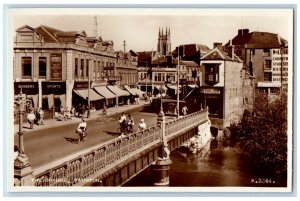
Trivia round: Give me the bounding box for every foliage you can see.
[230,93,287,176]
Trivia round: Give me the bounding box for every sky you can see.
[10,8,293,53]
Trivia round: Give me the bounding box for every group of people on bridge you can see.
[118,112,146,138]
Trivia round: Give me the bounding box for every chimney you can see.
[243,29,249,35]
[238,29,243,36]
[213,42,222,48]
[238,29,249,36]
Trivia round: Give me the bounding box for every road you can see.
[15,107,175,169]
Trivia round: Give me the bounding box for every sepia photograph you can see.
[5,5,294,193]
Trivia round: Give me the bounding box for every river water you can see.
[124,138,287,187]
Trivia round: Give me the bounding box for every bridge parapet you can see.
[28,109,209,186]
[165,108,209,138]
[33,126,161,186]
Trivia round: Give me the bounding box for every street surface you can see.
[14,107,175,169]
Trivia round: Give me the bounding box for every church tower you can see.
[157,27,171,56]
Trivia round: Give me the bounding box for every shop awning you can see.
[154,85,167,91]
[124,85,145,96]
[132,88,146,96]
[167,85,178,90]
[107,85,130,96]
[188,85,197,88]
[124,85,137,96]
[73,89,104,101]
[94,86,117,99]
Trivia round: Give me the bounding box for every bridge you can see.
[14,108,210,187]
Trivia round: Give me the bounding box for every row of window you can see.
[22,57,46,77]
[74,58,115,78]
[20,56,116,79]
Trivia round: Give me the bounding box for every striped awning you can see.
[124,85,145,96]
[73,89,104,101]
[94,86,117,99]
[107,85,130,96]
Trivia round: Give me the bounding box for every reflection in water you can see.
[124,138,287,187]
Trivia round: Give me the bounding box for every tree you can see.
[231,93,287,176]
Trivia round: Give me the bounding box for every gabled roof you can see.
[137,51,153,61]
[16,25,35,32]
[129,50,139,56]
[201,47,232,60]
[35,25,60,42]
[173,44,211,56]
[196,44,211,53]
[226,31,288,48]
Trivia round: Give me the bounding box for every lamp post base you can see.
[14,153,33,186]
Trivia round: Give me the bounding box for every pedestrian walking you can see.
[182,105,188,116]
[127,114,134,133]
[119,112,127,132]
[38,108,44,125]
[27,110,36,129]
[60,106,65,117]
[138,119,146,131]
[70,106,76,118]
[34,108,40,125]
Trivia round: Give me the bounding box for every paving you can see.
[14,99,151,135]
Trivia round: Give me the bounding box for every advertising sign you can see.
[200,88,221,94]
[50,53,62,81]
[272,48,288,84]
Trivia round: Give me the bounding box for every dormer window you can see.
[205,64,220,85]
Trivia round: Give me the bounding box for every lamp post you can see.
[159,85,166,115]
[87,59,91,118]
[153,84,172,186]
[146,62,148,97]
[14,89,33,186]
[176,48,180,118]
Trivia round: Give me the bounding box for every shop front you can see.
[106,85,130,106]
[200,87,223,119]
[42,82,66,112]
[73,81,104,111]
[94,86,117,107]
[14,82,39,108]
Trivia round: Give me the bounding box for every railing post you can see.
[151,108,172,186]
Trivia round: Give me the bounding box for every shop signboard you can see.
[200,88,221,94]
[74,81,93,89]
[14,82,38,95]
[42,82,66,95]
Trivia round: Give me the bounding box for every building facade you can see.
[199,46,253,129]
[14,25,138,112]
[224,29,288,98]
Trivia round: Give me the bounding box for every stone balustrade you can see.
[32,109,208,186]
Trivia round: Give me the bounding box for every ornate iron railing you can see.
[165,108,209,137]
[33,109,208,186]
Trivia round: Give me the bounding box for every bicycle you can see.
[117,122,133,136]
[76,129,87,143]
